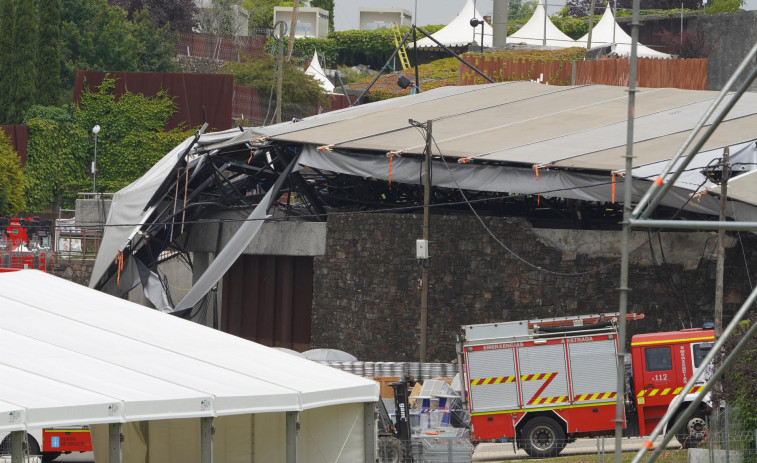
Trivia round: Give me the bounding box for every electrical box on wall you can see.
[416,239,429,259]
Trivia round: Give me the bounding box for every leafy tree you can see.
[196,0,248,36]
[107,0,198,32]
[717,313,757,431]
[222,53,328,114]
[10,0,38,123]
[60,0,179,89]
[24,76,192,211]
[244,0,288,30]
[656,27,713,57]
[37,0,62,107]
[0,130,25,215]
[0,0,15,123]
[706,0,742,13]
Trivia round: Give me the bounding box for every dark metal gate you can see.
[221,255,313,351]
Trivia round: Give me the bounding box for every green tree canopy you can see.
[37,0,62,107]
[60,0,179,90]
[24,76,192,211]
[0,130,25,215]
[222,53,328,119]
[10,0,38,123]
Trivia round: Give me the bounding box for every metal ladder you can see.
[392,23,411,71]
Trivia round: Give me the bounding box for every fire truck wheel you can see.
[521,416,566,458]
[675,411,708,448]
[378,436,405,463]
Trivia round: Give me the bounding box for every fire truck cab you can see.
[459,313,714,457]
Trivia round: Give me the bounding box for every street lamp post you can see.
[92,125,100,193]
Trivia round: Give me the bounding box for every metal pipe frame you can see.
[630,281,757,463]
[631,40,757,221]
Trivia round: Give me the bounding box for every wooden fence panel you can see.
[460,54,707,90]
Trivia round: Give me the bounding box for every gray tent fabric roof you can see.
[251,82,757,170]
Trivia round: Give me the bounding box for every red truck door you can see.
[636,344,678,434]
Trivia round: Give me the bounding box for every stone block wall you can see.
[312,213,756,362]
[52,258,94,287]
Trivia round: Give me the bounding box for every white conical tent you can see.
[507,1,576,48]
[576,7,671,58]
[305,50,335,93]
[412,0,492,48]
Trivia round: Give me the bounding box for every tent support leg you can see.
[286,411,298,463]
[364,402,377,463]
[201,417,213,463]
[140,421,149,463]
[109,423,122,463]
[10,431,24,463]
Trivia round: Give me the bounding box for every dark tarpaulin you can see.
[1,125,28,166]
[73,70,233,131]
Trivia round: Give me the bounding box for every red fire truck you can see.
[0,217,52,271]
[458,313,715,457]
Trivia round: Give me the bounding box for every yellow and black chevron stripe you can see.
[636,385,703,397]
[470,375,517,386]
[573,392,617,402]
[530,395,569,405]
[521,372,555,381]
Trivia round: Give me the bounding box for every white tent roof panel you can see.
[0,271,379,428]
[0,400,24,432]
[507,2,576,48]
[576,8,671,58]
[412,0,492,48]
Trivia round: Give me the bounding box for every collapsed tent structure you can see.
[575,7,671,58]
[412,0,492,48]
[0,270,379,462]
[89,81,757,316]
[506,1,576,48]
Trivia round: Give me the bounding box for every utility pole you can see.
[276,21,285,124]
[419,120,433,363]
[586,0,598,50]
[715,146,729,339]
[287,0,299,60]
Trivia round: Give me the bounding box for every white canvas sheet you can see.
[91,404,366,463]
[0,270,379,430]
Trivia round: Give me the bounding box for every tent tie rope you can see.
[611,171,625,203]
[386,151,403,187]
[116,251,124,286]
[458,156,475,164]
[533,163,552,205]
[248,148,254,164]
[317,144,334,152]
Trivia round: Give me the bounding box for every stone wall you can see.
[52,258,94,287]
[176,55,224,75]
[312,213,756,362]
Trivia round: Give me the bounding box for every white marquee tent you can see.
[411,0,492,48]
[0,270,379,462]
[305,50,335,93]
[507,1,576,48]
[576,7,671,58]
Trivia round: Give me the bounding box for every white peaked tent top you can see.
[507,1,576,48]
[305,50,335,93]
[0,270,378,429]
[576,8,671,58]
[413,0,492,48]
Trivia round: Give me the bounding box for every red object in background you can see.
[43,427,93,452]
[5,217,30,249]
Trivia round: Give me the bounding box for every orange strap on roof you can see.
[610,171,625,203]
[248,148,254,164]
[691,189,709,207]
[116,251,124,287]
[654,176,664,186]
[386,151,403,187]
[317,144,334,152]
